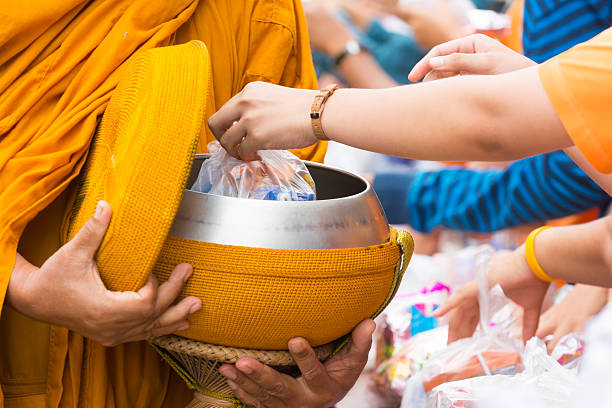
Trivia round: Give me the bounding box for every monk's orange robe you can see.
[0,1,325,407]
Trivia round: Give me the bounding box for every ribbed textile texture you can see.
[153,229,412,350]
[67,41,210,291]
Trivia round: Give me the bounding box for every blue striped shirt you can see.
[374,152,610,232]
[523,0,612,62]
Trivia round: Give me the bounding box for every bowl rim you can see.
[185,153,374,204]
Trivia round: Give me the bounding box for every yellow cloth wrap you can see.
[153,229,413,350]
[66,41,210,292]
[0,1,325,407]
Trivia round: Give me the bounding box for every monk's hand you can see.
[408,34,536,82]
[218,319,375,408]
[7,201,201,347]
[208,81,318,161]
[434,248,550,344]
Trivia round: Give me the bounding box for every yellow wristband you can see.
[525,226,554,283]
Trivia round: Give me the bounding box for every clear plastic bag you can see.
[191,141,316,201]
[402,249,523,408]
[428,338,580,408]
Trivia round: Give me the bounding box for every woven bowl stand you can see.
[149,336,335,407]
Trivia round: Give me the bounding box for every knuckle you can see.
[267,381,287,397]
[241,112,255,126]
[447,53,463,66]
[301,365,321,380]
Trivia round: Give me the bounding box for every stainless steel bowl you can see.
[168,154,389,249]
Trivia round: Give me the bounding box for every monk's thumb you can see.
[70,201,112,258]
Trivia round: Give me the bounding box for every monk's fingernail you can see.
[220,367,237,380]
[189,302,201,314]
[289,338,306,354]
[183,266,193,283]
[236,360,253,375]
[365,320,376,335]
[227,380,238,391]
[430,57,444,67]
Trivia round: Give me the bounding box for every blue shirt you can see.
[374,152,610,232]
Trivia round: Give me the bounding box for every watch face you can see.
[346,39,361,55]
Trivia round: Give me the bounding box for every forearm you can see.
[337,53,398,89]
[537,215,612,286]
[323,67,573,161]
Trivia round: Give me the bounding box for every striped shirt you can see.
[523,0,612,62]
[374,152,610,232]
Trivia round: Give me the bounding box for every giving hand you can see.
[536,284,608,352]
[208,82,318,161]
[435,247,550,343]
[409,34,535,82]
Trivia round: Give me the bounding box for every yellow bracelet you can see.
[525,226,555,283]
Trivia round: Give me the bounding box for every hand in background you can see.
[218,319,375,408]
[435,247,550,343]
[537,284,609,352]
[385,0,466,50]
[409,33,535,82]
[303,1,355,57]
[7,201,202,346]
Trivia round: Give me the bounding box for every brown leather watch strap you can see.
[310,84,339,141]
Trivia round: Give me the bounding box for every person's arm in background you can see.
[338,1,429,84]
[373,151,611,232]
[372,0,467,50]
[436,214,612,343]
[304,2,398,88]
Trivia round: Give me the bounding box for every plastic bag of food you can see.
[373,325,449,405]
[401,249,523,408]
[549,333,585,369]
[429,337,579,408]
[191,141,316,201]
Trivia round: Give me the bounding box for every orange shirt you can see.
[539,28,612,174]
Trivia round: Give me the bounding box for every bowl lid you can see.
[66,41,211,291]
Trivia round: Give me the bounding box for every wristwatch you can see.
[333,39,363,67]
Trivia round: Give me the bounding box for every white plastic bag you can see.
[191,141,316,201]
[401,249,523,408]
[454,338,580,408]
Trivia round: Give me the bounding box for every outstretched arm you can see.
[436,215,612,343]
[210,65,571,163]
